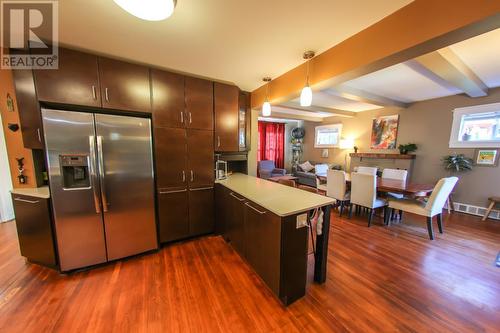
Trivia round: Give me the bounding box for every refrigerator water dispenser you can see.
[59,155,90,189]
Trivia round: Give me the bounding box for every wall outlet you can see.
[296,213,308,229]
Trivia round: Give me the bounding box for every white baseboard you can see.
[452,202,500,221]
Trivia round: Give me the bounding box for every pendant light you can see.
[113,0,177,21]
[262,77,272,117]
[300,51,315,107]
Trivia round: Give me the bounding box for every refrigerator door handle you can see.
[97,135,109,212]
[89,136,101,214]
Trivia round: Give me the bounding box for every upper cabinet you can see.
[185,77,213,130]
[151,69,185,128]
[98,58,151,113]
[33,48,101,107]
[214,82,239,152]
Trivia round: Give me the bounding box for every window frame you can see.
[449,102,500,148]
[314,123,343,148]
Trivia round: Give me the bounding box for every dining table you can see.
[316,173,435,197]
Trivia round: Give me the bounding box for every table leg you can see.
[482,200,495,221]
[314,205,331,283]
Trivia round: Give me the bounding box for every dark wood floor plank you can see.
[0,211,499,332]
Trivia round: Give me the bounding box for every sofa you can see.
[293,161,342,187]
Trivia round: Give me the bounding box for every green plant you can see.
[398,143,417,154]
[442,153,473,172]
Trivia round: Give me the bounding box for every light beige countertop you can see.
[11,186,50,199]
[216,173,334,217]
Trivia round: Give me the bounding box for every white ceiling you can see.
[55,0,413,91]
[292,90,383,112]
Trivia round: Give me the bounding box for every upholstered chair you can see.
[356,166,378,176]
[326,170,350,217]
[381,168,408,199]
[258,160,286,179]
[349,173,387,226]
[386,177,458,240]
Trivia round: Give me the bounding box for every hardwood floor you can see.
[0,212,499,332]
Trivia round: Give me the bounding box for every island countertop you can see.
[216,173,334,217]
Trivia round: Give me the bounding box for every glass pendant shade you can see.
[262,101,272,117]
[113,0,177,21]
[300,85,312,107]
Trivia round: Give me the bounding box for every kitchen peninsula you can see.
[215,173,334,305]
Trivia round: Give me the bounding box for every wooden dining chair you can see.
[349,173,388,226]
[278,179,296,187]
[298,185,318,193]
[386,177,458,240]
[326,170,350,217]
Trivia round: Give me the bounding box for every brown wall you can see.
[0,67,38,188]
[301,87,500,207]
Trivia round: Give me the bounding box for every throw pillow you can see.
[299,161,314,172]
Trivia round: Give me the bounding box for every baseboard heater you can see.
[452,202,500,221]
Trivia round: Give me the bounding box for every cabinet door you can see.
[187,129,214,188]
[245,201,281,295]
[99,57,151,112]
[189,187,214,236]
[214,83,239,152]
[12,195,57,267]
[151,69,185,128]
[34,48,100,107]
[158,190,189,243]
[215,184,229,238]
[185,77,213,130]
[154,127,187,189]
[226,191,246,257]
[11,69,44,149]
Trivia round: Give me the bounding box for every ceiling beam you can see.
[412,47,488,97]
[326,85,409,108]
[278,102,356,118]
[266,111,324,123]
[250,0,500,108]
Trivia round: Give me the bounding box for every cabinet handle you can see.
[229,192,245,202]
[105,88,109,102]
[245,202,266,214]
[37,128,42,142]
[190,170,194,182]
[158,189,187,194]
[217,136,220,148]
[190,186,213,192]
[180,112,184,124]
[182,170,186,182]
[14,197,39,204]
[189,112,192,124]
[92,85,97,100]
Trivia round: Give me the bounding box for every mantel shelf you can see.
[349,153,416,160]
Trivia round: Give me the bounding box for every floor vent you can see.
[452,202,499,220]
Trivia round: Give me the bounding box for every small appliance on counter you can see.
[215,158,228,180]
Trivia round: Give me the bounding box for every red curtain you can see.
[258,121,285,168]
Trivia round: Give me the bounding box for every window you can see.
[449,103,500,148]
[314,124,342,148]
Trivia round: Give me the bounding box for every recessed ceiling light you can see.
[113,0,177,21]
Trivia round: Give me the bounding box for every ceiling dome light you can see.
[300,50,315,107]
[113,0,177,21]
[262,77,272,117]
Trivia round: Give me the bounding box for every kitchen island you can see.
[215,173,334,305]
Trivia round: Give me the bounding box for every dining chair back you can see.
[357,166,377,176]
[382,168,408,182]
[278,179,296,187]
[425,177,458,216]
[327,170,347,201]
[350,173,377,208]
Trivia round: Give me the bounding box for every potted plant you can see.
[398,143,417,155]
[442,153,473,172]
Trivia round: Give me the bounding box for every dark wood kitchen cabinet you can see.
[33,48,101,107]
[214,82,239,152]
[98,57,151,112]
[188,187,214,236]
[226,190,247,257]
[158,189,190,243]
[11,194,57,268]
[187,129,214,188]
[244,201,281,295]
[151,69,185,128]
[154,127,188,189]
[185,77,213,130]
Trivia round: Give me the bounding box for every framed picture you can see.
[474,148,499,167]
[370,115,399,149]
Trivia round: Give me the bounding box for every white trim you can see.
[452,201,500,221]
[314,123,342,148]
[449,102,500,148]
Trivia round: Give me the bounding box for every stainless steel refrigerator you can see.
[42,108,157,271]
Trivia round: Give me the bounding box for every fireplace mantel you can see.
[349,153,416,160]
